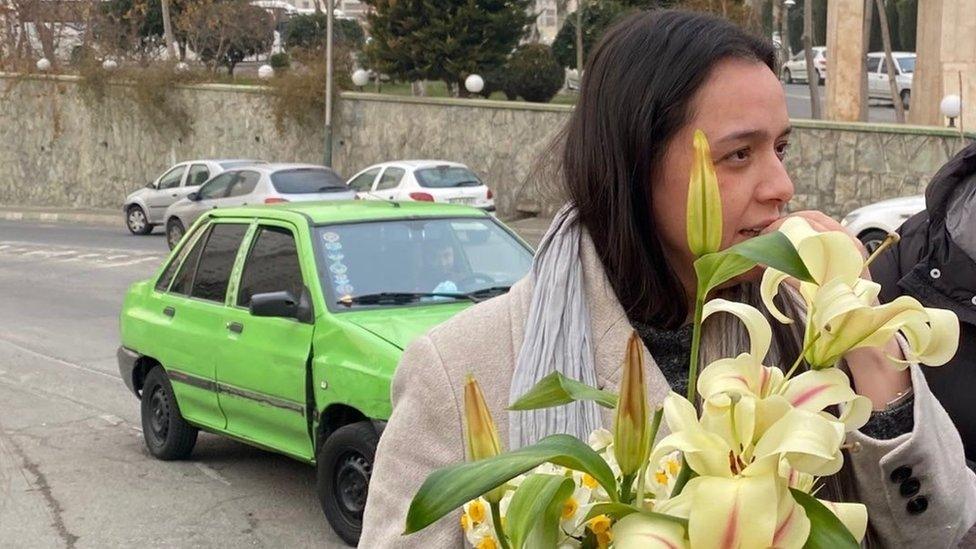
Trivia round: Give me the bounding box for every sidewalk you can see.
[0,206,119,227]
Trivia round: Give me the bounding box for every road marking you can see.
[195,463,232,486]
[0,240,165,269]
[0,337,120,381]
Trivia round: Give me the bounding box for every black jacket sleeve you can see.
[871,211,930,304]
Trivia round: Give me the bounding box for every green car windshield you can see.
[315,217,533,309]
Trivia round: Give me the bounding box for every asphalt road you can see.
[0,221,345,548]
[783,82,903,123]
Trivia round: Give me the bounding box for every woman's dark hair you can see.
[562,10,775,329]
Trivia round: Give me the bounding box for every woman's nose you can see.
[756,155,795,205]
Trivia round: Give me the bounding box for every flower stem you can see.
[670,456,694,497]
[619,472,637,504]
[778,332,822,391]
[635,407,664,508]
[489,500,511,549]
[863,232,900,269]
[686,297,706,405]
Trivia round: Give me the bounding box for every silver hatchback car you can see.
[123,159,265,235]
[163,163,357,248]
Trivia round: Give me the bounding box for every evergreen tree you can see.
[283,13,365,52]
[551,1,634,69]
[362,0,533,94]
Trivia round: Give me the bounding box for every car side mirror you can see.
[147,181,157,189]
[249,288,313,323]
[187,192,200,201]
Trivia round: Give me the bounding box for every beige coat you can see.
[360,232,976,548]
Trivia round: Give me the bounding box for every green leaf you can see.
[506,474,575,549]
[583,502,688,528]
[790,488,860,549]
[694,232,814,297]
[509,371,618,411]
[404,434,618,535]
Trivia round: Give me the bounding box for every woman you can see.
[360,11,976,547]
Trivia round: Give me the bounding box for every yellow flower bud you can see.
[596,529,613,549]
[477,537,498,549]
[463,375,502,462]
[614,332,650,477]
[461,513,470,531]
[582,474,599,489]
[686,129,723,257]
[468,499,487,525]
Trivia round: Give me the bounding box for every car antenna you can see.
[366,191,400,208]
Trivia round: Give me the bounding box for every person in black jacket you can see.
[871,141,976,464]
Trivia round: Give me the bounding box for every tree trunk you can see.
[874,0,905,122]
[575,0,583,71]
[860,0,874,121]
[772,0,783,69]
[411,80,426,97]
[160,0,178,61]
[803,0,822,119]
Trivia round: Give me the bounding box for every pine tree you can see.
[363,0,534,95]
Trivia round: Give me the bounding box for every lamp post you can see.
[323,0,335,167]
[102,59,118,71]
[36,58,51,72]
[941,94,962,128]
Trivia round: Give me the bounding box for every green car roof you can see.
[209,200,490,225]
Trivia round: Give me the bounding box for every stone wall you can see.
[1,73,973,221]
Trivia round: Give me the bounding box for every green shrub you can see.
[507,44,564,103]
[270,52,290,71]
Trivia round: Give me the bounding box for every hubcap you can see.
[864,238,884,253]
[168,225,183,247]
[335,452,371,518]
[149,387,170,440]
[128,209,146,231]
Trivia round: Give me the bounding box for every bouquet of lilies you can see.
[403,131,959,548]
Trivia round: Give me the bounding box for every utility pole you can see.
[875,0,905,123]
[160,0,178,61]
[803,0,822,118]
[324,0,334,166]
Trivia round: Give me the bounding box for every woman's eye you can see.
[775,142,790,160]
[725,148,750,162]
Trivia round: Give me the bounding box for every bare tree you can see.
[160,0,178,60]
[874,0,904,122]
[802,0,822,118]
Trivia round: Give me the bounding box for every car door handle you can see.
[171,193,178,197]
[163,306,175,318]
[226,322,244,334]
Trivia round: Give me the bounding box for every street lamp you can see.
[258,64,274,80]
[102,59,118,71]
[941,94,962,127]
[351,69,369,90]
[36,58,51,72]
[464,74,484,95]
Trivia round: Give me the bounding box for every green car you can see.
[117,200,533,544]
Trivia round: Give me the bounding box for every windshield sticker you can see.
[332,274,350,285]
[325,241,342,251]
[329,263,348,275]
[336,284,355,295]
[327,252,344,262]
[322,231,341,243]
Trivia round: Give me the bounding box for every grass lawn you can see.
[356,80,578,106]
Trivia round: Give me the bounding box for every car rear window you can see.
[271,168,347,194]
[415,166,482,188]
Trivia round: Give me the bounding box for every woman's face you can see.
[652,58,794,288]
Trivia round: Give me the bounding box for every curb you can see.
[0,209,120,227]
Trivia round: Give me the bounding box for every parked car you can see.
[117,200,534,544]
[123,159,265,235]
[841,194,925,251]
[164,164,356,249]
[346,160,495,211]
[780,47,826,84]
[867,51,915,110]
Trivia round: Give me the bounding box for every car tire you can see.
[858,229,889,254]
[901,89,911,110]
[140,366,198,460]
[316,421,379,546]
[126,205,153,235]
[782,68,793,84]
[166,218,185,250]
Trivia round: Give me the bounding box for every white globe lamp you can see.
[465,74,484,94]
[351,69,370,88]
[36,58,51,72]
[940,94,962,127]
[102,59,118,71]
[258,64,274,80]
[175,62,189,73]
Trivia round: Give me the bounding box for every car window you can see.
[270,168,346,194]
[348,168,380,192]
[237,226,304,308]
[169,225,211,296]
[866,57,881,73]
[157,165,186,190]
[156,224,204,292]
[791,52,804,62]
[190,224,248,303]
[898,56,915,74]
[415,166,482,188]
[376,167,405,191]
[198,172,236,200]
[186,164,211,187]
[880,59,891,74]
[228,171,261,197]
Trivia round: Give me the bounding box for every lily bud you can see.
[614,332,650,477]
[463,374,506,503]
[686,129,723,257]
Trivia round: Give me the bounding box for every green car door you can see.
[153,220,249,431]
[216,220,315,461]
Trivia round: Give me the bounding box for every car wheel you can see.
[126,205,153,235]
[901,89,911,110]
[858,229,889,254]
[140,366,198,460]
[818,73,825,85]
[782,68,793,84]
[316,421,379,546]
[166,218,185,250]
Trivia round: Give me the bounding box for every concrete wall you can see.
[1,73,973,221]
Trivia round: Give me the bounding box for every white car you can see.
[780,47,826,85]
[841,194,925,252]
[163,163,356,249]
[346,160,495,211]
[123,159,265,235]
[867,51,915,110]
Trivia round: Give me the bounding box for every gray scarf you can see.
[508,205,602,449]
